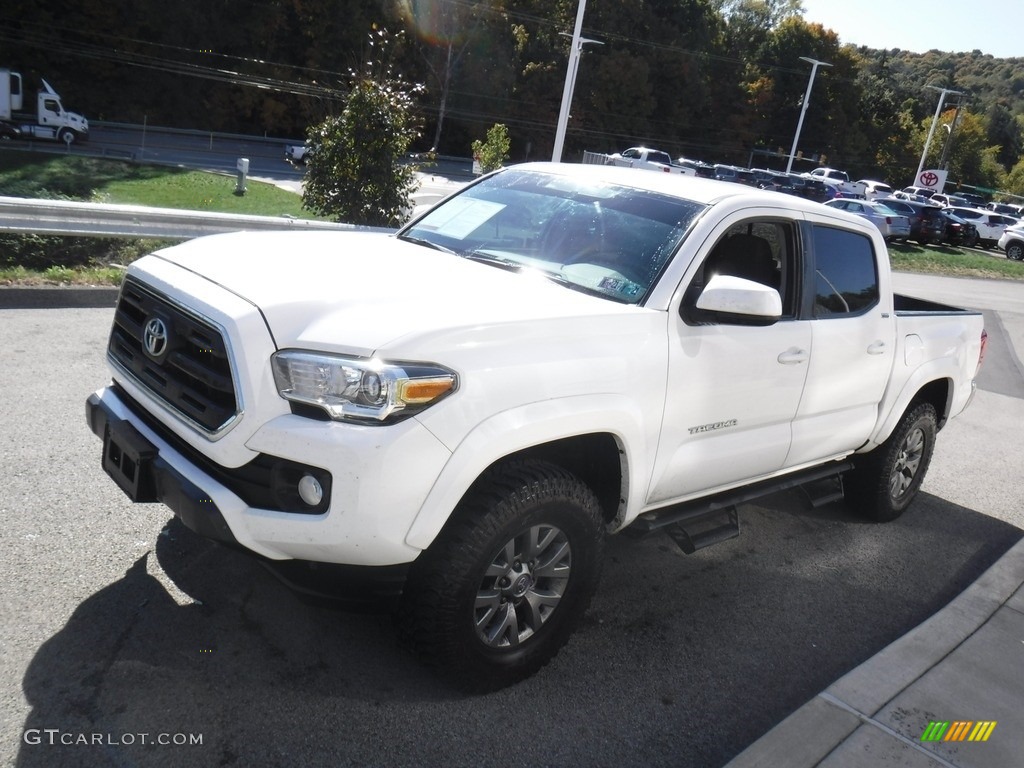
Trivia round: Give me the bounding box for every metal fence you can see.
[0,196,391,240]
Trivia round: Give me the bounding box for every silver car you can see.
[825,199,912,242]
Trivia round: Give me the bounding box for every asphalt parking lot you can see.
[1,273,1022,768]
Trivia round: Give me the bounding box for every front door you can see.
[646,216,812,504]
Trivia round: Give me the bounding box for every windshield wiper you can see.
[535,268,633,304]
[461,251,524,272]
[397,234,459,255]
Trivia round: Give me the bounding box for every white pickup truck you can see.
[88,163,985,691]
[605,146,695,175]
[806,167,867,198]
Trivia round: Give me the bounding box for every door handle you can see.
[867,340,887,355]
[777,347,809,365]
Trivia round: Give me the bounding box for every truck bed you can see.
[893,293,981,316]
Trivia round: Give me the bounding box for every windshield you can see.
[399,168,705,304]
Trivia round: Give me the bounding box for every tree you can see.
[471,123,510,172]
[302,29,425,228]
[394,0,499,152]
[920,109,1005,190]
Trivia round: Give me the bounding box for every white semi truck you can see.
[1,69,89,145]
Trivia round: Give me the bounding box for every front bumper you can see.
[88,391,239,547]
[87,391,415,605]
[87,383,455,601]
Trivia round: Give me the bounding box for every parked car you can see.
[986,202,1020,216]
[929,193,970,208]
[998,222,1024,260]
[936,209,979,248]
[825,199,911,242]
[858,180,894,200]
[712,164,758,186]
[785,174,831,203]
[959,192,988,208]
[946,207,1017,249]
[676,157,715,178]
[899,186,937,200]
[806,168,867,197]
[606,147,695,175]
[756,172,796,195]
[877,198,946,245]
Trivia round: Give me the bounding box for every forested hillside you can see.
[2,0,1022,193]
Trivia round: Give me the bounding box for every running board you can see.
[664,505,740,554]
[629,461,854,554]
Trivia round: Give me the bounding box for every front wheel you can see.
[845,403,937,522]
[1006,240,1024,261]
[397,460,605,692]
[58,128,76,147]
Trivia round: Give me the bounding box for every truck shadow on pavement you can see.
[16,494,1022,768]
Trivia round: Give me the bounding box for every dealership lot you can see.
[1,275,1022,768]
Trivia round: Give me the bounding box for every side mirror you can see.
[695,274,782,326]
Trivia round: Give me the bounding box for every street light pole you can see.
[552,0,588,163]
[915,86,964,184]
[785,56,831,174]
[938,103,962,171]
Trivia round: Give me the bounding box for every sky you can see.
[799,0,1021,59]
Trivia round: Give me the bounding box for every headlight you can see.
[271,350,457,423]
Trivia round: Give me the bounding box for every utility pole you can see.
[785,57,831,175]
[552,0,595,163]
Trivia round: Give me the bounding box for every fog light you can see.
[297,474,324,506]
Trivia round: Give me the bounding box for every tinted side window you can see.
[812,226,879,318]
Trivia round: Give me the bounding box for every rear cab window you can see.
[810,225,879,318]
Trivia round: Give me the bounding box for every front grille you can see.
[108,277,239,435]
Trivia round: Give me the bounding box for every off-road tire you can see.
[396,460,605,692]
[845,403,937,522]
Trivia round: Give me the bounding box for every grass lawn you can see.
[888,240,1024,281]
[0,150,311,218]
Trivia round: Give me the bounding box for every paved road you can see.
[1,274,1021,767]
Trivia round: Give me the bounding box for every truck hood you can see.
[149,229,637,355]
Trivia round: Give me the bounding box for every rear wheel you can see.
[845,403,937,522]
[397,460,605,692]
[1006,240,1024,261]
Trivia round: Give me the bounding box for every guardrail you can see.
[0,196,391,239]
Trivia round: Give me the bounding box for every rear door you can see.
[785,220,895,466]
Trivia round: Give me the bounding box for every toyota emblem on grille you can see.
[144,317,169,359]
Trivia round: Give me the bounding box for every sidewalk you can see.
[726,537,1024,767]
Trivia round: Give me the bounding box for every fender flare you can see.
[404,394,652,551]
[867,359,958,450]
